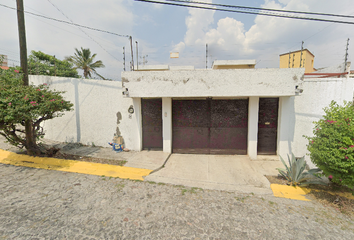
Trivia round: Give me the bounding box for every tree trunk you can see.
[25,120,40,156]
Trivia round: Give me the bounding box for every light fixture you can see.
[128,105,134,114]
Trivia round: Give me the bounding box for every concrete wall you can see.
[29,75,140,150]
[122,68,304,98]
[28,70,353,163]
[286,76,353,167]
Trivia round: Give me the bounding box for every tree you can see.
[306,101,354,189]
[65,47,105,79]
[0,67,73,155]
[28,50,79,78]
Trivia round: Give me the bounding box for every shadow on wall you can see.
[113,111,125,146]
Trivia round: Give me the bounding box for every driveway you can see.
[146,154,283,194]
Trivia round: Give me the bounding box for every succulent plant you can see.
[277,154,326,186]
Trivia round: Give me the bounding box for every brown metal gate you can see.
[142,98,163,150]
[257,98,279,155]
[172,98,248,154]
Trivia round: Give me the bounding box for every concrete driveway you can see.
[145,154,283,194]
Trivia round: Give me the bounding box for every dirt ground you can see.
[266,175,354,217]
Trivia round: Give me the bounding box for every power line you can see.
[0,3,130,37]
[46,0,122,63]
[135,0,354,25]
[165,0,354,19]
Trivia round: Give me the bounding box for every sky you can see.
[0,0,353,80]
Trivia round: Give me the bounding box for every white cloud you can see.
[173,0,354,69]
[0,0,134,80]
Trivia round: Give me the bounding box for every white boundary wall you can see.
[29,73,353,163]
[283,76,353,167]
[29,75,140,150]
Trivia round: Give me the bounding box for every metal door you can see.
[210,99,248,154]
[257,98,279,155]
[172,99,248,154]
[142,98,163,150]
[172,99,209,154]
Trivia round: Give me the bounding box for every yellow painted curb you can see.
[271,184,354,201]
[0,149,152,181]
[270,184,312,201]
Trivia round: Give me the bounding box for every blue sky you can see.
[1,0,353,80]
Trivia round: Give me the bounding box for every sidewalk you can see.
[0,136,167,181]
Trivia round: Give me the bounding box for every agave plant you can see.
[277,154,326,186]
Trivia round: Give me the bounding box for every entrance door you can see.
[142,98,163,150]
[172,98,248,154]
[257,98,279,155]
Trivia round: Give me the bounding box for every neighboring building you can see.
[212,60,256,69]
[279,49,315,73]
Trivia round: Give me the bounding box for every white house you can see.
[29,60,352,167]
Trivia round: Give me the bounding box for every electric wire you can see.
[0,3,130,37]
[135,0,354,25]
[165,0,354,19]
[46,0,122,63]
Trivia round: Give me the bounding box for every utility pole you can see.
[288,51,291,68]
[345,38,350,71]
[292,53,295,68]
[16,0,38,155]
[16,0,28,86]
[123,47,125,71]
[129,36,134,71]
[299,41,304,68]
[136,41,138,71]
[206,43,208,69]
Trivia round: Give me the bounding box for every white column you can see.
[277,96,292,158]
[248,97,259,160]
[132,98,143,151]
[162,97,172,153]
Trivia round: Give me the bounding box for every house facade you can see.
[122,61,306,160]
[28,60,352,166]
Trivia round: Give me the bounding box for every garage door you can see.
[172,98,248,154]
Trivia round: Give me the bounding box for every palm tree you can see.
[66,47,105,79]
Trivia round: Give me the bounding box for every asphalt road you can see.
[1,163,354,239]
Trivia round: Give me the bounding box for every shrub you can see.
[0,67,73,155]
[306,101,354,188]
[277,154,325,186]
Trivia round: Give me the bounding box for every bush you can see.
[306,101,354,188]
[277,154,325,186]
[0,67,73,155]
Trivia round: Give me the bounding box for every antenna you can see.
[299,41,304,68]
[345,38,350,71]
[123,47,126,71]
[206,43,208,69]
[136,41,138,70]
[129,36,134,71]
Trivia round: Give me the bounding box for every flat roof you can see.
[212,59,256,67]
[279,49,315,57]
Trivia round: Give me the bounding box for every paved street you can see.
[1,163,354,239]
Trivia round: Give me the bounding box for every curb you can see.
[0,149,152,181]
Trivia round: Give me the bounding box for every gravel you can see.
[1,163,354,239]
